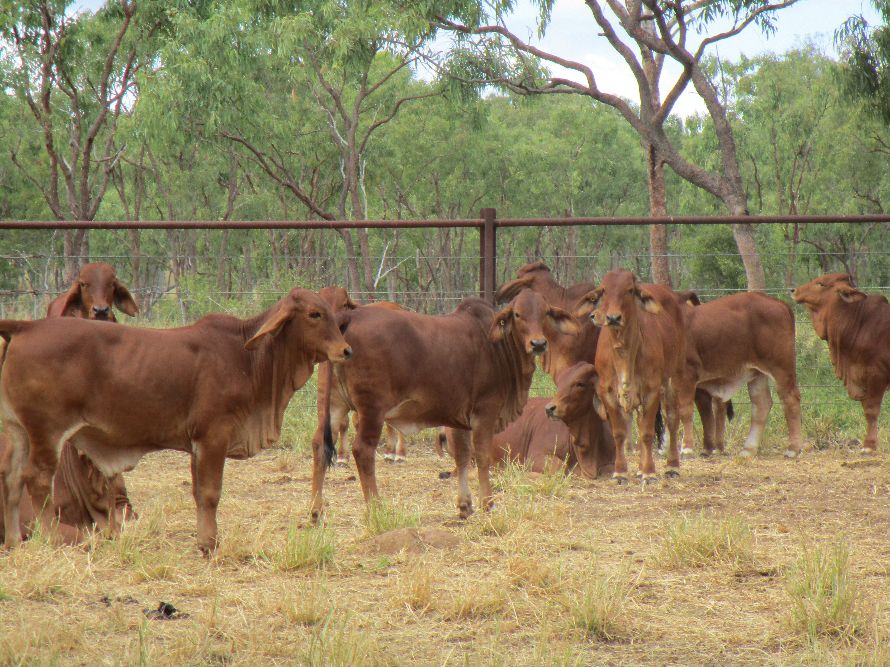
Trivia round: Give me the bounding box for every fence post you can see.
[480,207,497,304]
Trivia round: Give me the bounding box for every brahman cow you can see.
[677,291,803,458]
[441,396,615,479]
[0,288,351,552]
[315,287,409,465]
[311,289,578,521]
[0,263,139,545]
[792,273,890,453]
[576,269,694,484]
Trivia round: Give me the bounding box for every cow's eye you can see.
[514,312,520,319]
[309,311,322,320]
[574,382,586,389]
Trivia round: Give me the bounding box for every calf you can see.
[47,262,138,321]
[311,289,577,520]
[678,291,803,458]
[0,288,351,552]
[792,273,890,453]
[577,270,694,484]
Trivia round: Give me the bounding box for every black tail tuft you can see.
[436,429,447,457]
[323,415,335,467]
[726,400,735,422]
[655,407,665,449]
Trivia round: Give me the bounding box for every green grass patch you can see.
[273,522,335,571]
[564,569,633,641]
[659,512,755,569]
[362,498,421,537]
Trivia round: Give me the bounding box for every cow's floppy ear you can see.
[494,276,533,304]
[55,282,83,316]
[344,294,360,310]
[245,303,295,349]
[635,286,662,314]
[841,274,857,288]
[574,288,603,319]
[547,306,579,336]
[836,285,866,303]
[336,310,352,334]
[113,280,138,317]
[489,305,514,342]
[675,289,700,307]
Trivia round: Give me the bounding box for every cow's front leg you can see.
[450,429,473,518]
[861,393,883,454]
[190,443,226,555]
[471,424,496,512]
[1,425,28,548]
[742,374,772,456]
[637,396,662,485]
[603,397,630,484]
[352,410,383,503]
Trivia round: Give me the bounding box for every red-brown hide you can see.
[792,273,890,452]
[0,288,351,552]
[310,289,578,521]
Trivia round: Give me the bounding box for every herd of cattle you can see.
[0,261,887,554]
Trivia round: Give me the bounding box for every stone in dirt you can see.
[365,528,461,555]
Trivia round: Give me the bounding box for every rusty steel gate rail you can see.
[2,209,888,303]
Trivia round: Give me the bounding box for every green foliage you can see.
[362,498,421,536]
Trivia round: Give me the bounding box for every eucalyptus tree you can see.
[0,0,168,280]
[431,0,799,289]
[150,0,445,295]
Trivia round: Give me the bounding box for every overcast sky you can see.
[72,0,881,116]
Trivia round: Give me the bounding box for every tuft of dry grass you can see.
[301,615,393,667]
[362,497,421,536]
[785,541,866,643]
[658,511,755,569]
[90,505,180,582]
[563,566,634,642]
[271,521,335,571]
[392,560,435,612]
[440,578,510,620]
[493,457,572,498]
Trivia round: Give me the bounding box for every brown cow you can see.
[46,262,138,320]
[677,291,803,458]
[496,261,598,378]
[576,269,694,484]
[442,396,615,479]
[316,287,408,464]
[310,289,578,521]
[0,288,351,552]
[792,273,890,453]
[0,263,139,545]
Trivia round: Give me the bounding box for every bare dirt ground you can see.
[2,412,890,666]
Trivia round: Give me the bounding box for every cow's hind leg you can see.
[741,373,772,456]
[774,372,803,457]
[1,424,28,548]
[309,424,332,525]
[471,424,496,512]
[861,393,884,454]
[190,440,226,555]
[662,386,682,478]
[713,398,728,454]
[449,429,473,518]
[352,411,383,503]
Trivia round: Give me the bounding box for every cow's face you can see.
[545,363,598,422]
[490,289,578,356]
[245,288,353,362]
[577,269,659,328]
[495,261,558,304]
[59,263,138,321]
[319,285,359,313]
[791,273,857,310]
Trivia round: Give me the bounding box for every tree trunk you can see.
[646,145,671,286]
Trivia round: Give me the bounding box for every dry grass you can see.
[363,497,421,536]
[1,404,889,666]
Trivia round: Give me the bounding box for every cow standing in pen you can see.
[0,263,138,544]
[792,273,890,453]
[576,269,695,484]
[311,289,578,521]
[0,288,351,553]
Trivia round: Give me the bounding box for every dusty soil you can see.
[2,418,890,666]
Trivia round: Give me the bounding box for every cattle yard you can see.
[0,218,889,665]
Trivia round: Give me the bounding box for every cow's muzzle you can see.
[544,402,559,420]
[92,305,111,320]
[530,338,548,355]
[605,313,623,327]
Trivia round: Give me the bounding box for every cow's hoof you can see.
[739,448,756,459]
[613,474,628,485]
[438,471,453,480]
[197,543,216,558]
[665,469,680,479]
[458,503,474,520]
[784,449,800,459]
[393,456,407,464]
[641,475,658,487]
[309,510,323,526]
[681,447,696,458]
[335,458,349,468]
[860,447,877,456]
[383,453,395,462]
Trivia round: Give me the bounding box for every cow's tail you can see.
[726,400,735,422]
[655,407,665,450]
[319,361,336,468]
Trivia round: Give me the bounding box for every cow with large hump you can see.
[314,287,409,465]
[792,273,890,453]
[311,289,578,521]
[676,290,803,458]
[576,269,695,484]
[0,263,139,545]
[441,395,615,479]
[0,288,351,553]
